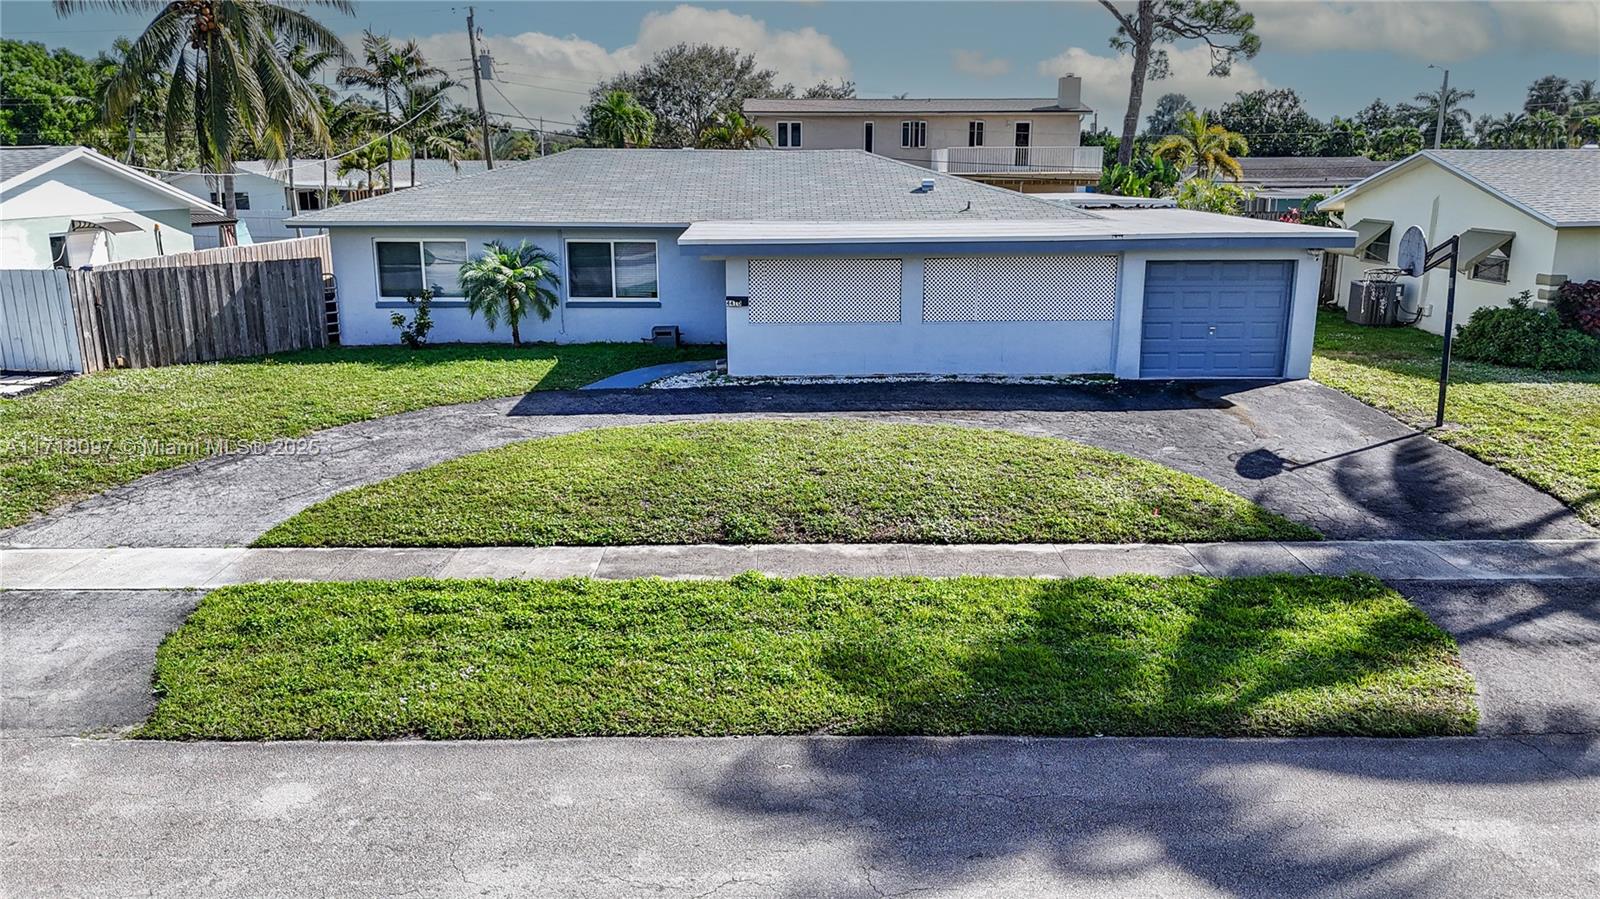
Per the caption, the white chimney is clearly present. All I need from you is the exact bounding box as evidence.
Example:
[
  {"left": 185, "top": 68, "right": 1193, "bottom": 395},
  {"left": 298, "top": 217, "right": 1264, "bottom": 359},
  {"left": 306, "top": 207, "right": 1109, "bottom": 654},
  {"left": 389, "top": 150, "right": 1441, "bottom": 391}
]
[{"left": 1057, "top": 74, "right": 1082, "bottom": 109}]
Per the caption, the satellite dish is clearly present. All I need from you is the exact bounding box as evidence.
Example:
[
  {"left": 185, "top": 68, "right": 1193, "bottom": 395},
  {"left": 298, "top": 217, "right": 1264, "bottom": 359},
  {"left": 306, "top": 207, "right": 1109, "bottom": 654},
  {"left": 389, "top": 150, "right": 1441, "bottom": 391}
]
[{"left": 1397, "top": 226, "right": 1428, "bottom": 277}]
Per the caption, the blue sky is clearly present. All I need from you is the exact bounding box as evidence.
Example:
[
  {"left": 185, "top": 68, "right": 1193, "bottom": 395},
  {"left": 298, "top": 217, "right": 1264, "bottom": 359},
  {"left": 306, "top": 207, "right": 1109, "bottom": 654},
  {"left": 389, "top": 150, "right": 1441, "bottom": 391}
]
[{"left": 4, "top": 1, "right": 1597, "bottom": 131}]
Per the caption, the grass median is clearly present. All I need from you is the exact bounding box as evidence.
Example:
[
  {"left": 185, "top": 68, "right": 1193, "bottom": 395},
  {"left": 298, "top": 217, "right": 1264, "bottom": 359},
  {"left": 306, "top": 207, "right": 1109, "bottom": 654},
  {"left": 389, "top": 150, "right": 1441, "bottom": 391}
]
[
  {"left": 139, "top": 573, "right": 1476, "bottom": 740},
  {"left": 0, "top": 342, "right": 721, "bottom": 529},
  {"left": 256, "top": 420, "right": 1318, "bottom": 547}
]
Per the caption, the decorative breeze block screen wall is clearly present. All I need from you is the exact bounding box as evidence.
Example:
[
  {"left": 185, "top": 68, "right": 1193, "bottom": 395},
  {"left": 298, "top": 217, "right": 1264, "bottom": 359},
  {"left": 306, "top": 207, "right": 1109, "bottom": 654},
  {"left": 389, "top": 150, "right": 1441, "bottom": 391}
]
[
  {"left": 923, "top": 255, "right": 1118, "bottom": 322},
  {"left": 748, "top": 258, "right": 903, "bottom": 323}
]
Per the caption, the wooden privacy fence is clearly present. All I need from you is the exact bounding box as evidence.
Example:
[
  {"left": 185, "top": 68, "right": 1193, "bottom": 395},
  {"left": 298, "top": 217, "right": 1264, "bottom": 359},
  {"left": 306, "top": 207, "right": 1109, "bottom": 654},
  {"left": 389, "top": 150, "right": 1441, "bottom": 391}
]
[
  {"left": 1, "top": 256, "right": 327, "bottom": 374},
  {"left": 94, "top": 233, "right": 332, "bottom": 274}
]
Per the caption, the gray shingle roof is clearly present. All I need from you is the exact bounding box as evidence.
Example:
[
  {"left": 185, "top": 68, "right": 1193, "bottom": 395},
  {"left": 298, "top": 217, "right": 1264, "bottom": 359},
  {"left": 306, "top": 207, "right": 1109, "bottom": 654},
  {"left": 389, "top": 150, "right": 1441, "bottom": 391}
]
[
  {"left": 1423, "top": 150, "right": 1600, "bottom": 226},
  {"left": 744, "top": 97, "right": 1090, "bottom": 114},
  {"left": 286, "top": 149, "right": 1089, "bottom": 227},
  {"left": 236, "top": 158, "right": 497, "bottom": 189},
  {"left": 1233, "top": 156, "right": 1389, "bottom": 188},
  {"left": 0, "top": 145, "right": 79, "bottom": 182}
]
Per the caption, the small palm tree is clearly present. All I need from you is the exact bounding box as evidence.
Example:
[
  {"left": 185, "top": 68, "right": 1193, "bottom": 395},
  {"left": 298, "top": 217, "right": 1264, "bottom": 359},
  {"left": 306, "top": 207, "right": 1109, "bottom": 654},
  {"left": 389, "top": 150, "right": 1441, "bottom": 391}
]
[
  {"left": 588, "top": 90, "right": 655, "bottom": 148},
  {"left": 698, "top": 112, "right": 773, "bottom": 149},
  {"left": 1151, "top": 111, "right": 1249, "bottom": 181},
  {"left": 458, "top": 241, "right": 561, "bottom": 346}
]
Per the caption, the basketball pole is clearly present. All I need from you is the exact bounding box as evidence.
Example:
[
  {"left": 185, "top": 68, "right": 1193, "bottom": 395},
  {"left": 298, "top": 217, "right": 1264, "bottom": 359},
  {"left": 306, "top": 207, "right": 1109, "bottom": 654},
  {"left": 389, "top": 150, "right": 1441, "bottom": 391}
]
[{"left": 1424, "top": 235, "right": 1460, "bottom": 428}]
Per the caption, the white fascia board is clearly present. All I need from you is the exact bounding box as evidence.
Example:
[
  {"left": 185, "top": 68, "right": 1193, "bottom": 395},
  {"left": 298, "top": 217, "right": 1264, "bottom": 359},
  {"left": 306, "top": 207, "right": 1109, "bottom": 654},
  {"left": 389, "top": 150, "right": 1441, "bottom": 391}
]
[{"left": 2, "top": 148, "right": 225, "bottom": 215}]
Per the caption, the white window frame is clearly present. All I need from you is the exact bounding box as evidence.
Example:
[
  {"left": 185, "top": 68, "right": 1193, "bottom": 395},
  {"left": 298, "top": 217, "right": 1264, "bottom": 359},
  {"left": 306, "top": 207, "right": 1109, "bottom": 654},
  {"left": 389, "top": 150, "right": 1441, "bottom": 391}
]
[
  {"left": 1361, "top": 226, "right": 1393, "bottom": 263},
  {"left": 1470, "top": 245, "right": 1512, "bottom": 284},
  {"left": 968, "top": 121, "right": 984, "bottom": 147},
  {"left": 564, "top": 238, "right": 660, "bottom": 303},
  {"left": 372, "top": 238, "right": 470, "bottom": 300},
  {"left": 776, "top": 121, "right": 803, "bottom": 148},
  {"left": 901, "top": 120, "right": 927, "bottom": 148}
]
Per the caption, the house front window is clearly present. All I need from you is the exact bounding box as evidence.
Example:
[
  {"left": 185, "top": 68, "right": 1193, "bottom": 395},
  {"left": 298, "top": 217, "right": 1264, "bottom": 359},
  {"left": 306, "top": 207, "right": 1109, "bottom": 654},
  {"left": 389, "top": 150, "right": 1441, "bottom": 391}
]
[
  {"left": 374, "top": 239, "right": 468, "bottom": 298},
  {"left": 1471, "top": 246, "right": 1511, "bottom": 283},
  {"left": 901, "top": 121, "right": 927, "bottom": 148},
  {"left": 210, "top": 192, "right": 250, "bottom": 210},
  {"left": 567, "top": 240, "right": 659, "bottom": 301},
  {"left": 968, "top": 121, "right": 984, "bottom": 147},
  {"left": 776, "top": 121, "right": 802, "bottom": 148},
  {"left": 1361, "top": 225, "right": 1392, "bottom": 263}
]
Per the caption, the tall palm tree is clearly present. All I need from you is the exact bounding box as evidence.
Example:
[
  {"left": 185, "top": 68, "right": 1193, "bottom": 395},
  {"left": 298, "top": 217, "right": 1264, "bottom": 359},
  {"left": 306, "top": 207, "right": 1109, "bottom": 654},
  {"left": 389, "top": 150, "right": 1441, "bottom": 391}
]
[
  {"left": 697, "top": 112, "right": 772, "bottom": 149},
  {"left": 338, "top": 32, "right": 441, "bottom": 192},
  {"left": 395, "top": 58, "right": 458, "bottom": 186},
  {"left": 282, "top": 41, "right": 339, "bottom": 160},
  {"left": 457, "top": 241, "right": 561, "bottom": 347},
  {"left": 56, "top": 0, "right": 352, "bottom": 231},
  {"left": 95, "top": 37, "right": 168, "bottom": 165},
  {"left": 1150, "top": 111, "right": 1248, "bottom": 181},
  {"left": 588, "top": 90, "right": 655, "bottom": 148},
  {"left": 1411, "top": 84, "right": 1476, "bottom": 147}
]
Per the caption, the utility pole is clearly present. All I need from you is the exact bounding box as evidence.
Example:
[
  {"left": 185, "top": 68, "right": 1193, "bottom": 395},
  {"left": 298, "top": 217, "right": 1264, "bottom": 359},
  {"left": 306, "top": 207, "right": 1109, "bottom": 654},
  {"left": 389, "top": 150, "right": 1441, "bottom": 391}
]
[
  {"left": 538, "top": 116, "right": 546, "bottom": 157},
  {"left": 467, "top": 6, "right": 494, "bottom": 169},
  {"left": 1428, "top": 65, "right": 1449, "bottom": 149}
]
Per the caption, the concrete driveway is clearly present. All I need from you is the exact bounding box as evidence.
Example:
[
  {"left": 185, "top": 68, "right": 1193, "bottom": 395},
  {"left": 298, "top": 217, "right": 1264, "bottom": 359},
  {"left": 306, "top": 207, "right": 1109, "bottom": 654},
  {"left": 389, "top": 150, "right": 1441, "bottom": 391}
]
[{"left": 2, "top": 380, "right": 1590, "bottom": 547}]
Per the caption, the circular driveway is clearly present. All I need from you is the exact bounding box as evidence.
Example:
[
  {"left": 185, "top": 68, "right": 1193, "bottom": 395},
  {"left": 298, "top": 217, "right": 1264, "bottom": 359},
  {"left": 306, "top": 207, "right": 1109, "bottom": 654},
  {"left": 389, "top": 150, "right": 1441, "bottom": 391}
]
[{"left": 2, "top": 379, "right": 1590, "bottom": 547}]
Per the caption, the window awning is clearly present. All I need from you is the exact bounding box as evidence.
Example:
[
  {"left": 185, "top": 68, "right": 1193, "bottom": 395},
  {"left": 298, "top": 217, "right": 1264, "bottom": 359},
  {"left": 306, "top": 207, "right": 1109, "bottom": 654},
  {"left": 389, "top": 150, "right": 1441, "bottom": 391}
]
[
  {"left": 1335, "top": 218, "right": 1392, "bottom": 256},
  {"left": 70, "top": 216, "right": 144, "bottom": 234},
  {"left": 1455, "top": 228, "right": 1515, "bottom": 272}
]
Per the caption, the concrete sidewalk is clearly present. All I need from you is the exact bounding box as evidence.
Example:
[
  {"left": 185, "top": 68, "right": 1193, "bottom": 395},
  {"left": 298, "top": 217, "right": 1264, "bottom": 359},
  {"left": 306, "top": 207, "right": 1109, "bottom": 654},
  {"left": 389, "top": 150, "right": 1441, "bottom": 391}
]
[{"left": 5, "top": 539, "right": 1597, "bottom": 589}]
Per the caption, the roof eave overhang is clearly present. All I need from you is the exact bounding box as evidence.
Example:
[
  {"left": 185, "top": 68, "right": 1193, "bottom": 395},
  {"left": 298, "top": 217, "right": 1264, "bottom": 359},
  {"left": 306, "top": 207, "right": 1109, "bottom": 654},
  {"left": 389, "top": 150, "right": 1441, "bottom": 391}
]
[
  {"left": 282, "top": 218, "right": 694, "bottom": 229},
  {"left": 0, "top": 148, "right": 225, "bottom": 215},
  {"left": 681, "top": 233, "right": 1357, "bottom": 257}
]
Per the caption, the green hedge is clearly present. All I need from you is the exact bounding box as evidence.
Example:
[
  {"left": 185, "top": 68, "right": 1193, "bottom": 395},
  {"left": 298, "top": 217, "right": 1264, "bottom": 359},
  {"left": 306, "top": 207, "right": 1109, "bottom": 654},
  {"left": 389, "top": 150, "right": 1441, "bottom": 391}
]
[{"left": 1454, "top": 293, "right": 1600, "bottom": 372}]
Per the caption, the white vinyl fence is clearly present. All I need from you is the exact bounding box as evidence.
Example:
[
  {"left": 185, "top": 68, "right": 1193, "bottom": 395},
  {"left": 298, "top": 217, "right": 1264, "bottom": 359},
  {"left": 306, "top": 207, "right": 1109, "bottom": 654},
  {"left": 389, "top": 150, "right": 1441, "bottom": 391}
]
[{"left": 0, "top": 269, "right": 83, "bottom": 373}]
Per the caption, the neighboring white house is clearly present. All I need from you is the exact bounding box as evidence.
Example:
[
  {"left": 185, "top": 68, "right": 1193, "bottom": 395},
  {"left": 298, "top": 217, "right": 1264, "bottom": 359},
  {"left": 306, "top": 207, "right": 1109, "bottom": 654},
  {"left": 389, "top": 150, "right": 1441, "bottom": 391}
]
[
  {"left": 165, "top": 158, "right": 493, "bottom": 249},
  {"left": 743, "top": 77, "right": 1101, "bottom": 192},
  {"left": 287, "top": 149, "right": 1353, "bottom": 380},
  {"left": 1224, "top": 156, "right": 1389, "bottom": 217},
  {"left": 1318, "top": 149, "right": 1600, "bottom": 335},
  {"left": 0, "top": 145, "right": 222, "bottom": 269}
]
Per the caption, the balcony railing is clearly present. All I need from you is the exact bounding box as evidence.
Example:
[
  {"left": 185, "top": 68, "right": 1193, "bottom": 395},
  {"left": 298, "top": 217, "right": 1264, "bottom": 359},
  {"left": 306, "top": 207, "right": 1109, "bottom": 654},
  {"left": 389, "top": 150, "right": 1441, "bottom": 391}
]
[{"left": 931, "top": 145, "right": 1103, "bottom": 176}]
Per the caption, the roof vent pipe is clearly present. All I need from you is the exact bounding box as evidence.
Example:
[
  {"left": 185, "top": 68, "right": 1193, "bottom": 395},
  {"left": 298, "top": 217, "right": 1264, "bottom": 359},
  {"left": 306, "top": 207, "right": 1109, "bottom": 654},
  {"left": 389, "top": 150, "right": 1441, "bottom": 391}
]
[{"left": 920, "top": 177, "right": 936, "bottom": 191}]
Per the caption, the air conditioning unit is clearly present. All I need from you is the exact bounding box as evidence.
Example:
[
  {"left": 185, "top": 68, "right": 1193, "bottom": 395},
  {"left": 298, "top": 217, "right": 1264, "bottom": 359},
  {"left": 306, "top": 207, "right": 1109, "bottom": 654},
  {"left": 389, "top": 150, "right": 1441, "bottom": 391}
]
[
  {"left": 651, "top": 325, "right": 681, "bottom": 347},
  {"left": 1346, "top": 277, "right": 1404, "bottom": 327}
]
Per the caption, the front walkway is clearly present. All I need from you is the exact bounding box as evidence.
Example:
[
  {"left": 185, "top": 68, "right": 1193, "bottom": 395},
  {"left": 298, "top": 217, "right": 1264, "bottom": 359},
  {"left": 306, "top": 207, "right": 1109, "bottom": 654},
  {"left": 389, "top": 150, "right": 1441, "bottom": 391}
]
[
  {"left": 2, "top": 380, "right": 1591, "bottom": 548},
  {"left": 5, "top": 539, "right": 1598, "bottom": 589}
]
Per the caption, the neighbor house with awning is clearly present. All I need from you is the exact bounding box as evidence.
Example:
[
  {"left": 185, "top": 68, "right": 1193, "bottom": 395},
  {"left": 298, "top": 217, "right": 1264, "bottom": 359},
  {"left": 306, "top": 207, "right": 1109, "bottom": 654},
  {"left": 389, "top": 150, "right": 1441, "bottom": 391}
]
[
  {"left": 0, "top": 145, "right": 223, "bottom": 269},
  {"left": 290, "top": 148, "right": 1355, "bottom": 380},
  {"left": 1318, "top": 149, "right": 1600, "bottom": 335}
]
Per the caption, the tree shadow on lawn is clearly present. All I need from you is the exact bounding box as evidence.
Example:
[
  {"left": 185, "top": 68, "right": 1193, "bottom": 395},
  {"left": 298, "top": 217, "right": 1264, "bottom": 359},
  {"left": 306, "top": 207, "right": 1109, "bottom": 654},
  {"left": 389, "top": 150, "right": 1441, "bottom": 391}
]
[{"left": 687, "top": 576, "right": 1595, "bottom": 898}]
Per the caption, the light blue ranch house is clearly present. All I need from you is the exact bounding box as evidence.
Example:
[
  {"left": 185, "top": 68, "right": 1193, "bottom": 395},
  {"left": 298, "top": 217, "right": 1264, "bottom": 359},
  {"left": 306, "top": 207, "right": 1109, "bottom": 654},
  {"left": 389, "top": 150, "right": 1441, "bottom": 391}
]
[{"left": 287, "top": 149, "right": 1355, "bottom": 379}]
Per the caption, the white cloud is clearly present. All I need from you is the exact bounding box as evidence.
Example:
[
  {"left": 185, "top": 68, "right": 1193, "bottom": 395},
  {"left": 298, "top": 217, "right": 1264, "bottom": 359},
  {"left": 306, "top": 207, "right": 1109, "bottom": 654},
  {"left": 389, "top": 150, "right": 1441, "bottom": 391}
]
[
  {"left": 1250, "top": 1, "right": 1600, "bottom": 61},
  {"left": 1037, "top": 45, "right": 1272, "bottom": 128},
  {"left": 952, "top": 49, "right": 1012, "bottom": 78},
  {"left": 406, "top": 5, "right": 851, "bottom": 129}
]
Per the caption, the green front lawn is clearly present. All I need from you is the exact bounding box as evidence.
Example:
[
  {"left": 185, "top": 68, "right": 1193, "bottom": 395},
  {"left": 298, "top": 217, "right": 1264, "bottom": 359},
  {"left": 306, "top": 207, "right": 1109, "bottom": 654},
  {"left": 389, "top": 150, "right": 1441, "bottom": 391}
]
[
  {"left": 256, "top": 420, "right": 1317, "bottom": 547},
  {"left": 139, "top": 574, "right": 1476, "bottom": 740},
  {"left": 1312, "top": 309, "right": 1600, "bottom": 526},
  {"left": 0, "top": 343, "right": 721, "bottom": 529}
]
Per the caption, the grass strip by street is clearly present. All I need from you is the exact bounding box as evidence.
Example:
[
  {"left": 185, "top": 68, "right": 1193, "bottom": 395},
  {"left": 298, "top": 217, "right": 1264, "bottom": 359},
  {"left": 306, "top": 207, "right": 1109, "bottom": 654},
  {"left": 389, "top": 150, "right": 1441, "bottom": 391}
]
[
  {"left": 257, "top": 420, "right": 1317, "bottom": 547},
  {"left": 0, "top": 342, "right": 721, "bottom": 529},
  {"left": 1312, "top": 309, "right": 1600, "bottom": 526},
  {"left": 139, "top": 573, "right": 1476, "bottom": 740}
]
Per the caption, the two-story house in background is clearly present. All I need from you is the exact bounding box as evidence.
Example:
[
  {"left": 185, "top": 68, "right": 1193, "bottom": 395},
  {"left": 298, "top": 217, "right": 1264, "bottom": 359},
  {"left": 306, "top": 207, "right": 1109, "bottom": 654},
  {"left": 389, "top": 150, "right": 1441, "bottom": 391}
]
[{"left": 744, "top": 75, "right": 1100, "bottom": 193}]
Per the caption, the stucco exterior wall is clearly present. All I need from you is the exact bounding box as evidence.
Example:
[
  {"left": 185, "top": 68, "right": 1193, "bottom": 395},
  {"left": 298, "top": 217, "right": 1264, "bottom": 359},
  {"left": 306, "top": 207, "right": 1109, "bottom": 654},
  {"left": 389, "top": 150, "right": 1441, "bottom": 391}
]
[
  {"left": 747, "top": 113, "right": 1082, "bottom": 167},
  {"left": 724, "top": 247, "right": 1317, "bottom": 379},
  {"left": 327, "top": 226, "right": 727, "bottom": 346},
  {"left": 1552, "top": 228, "right": 1600, "bottom": 290},
  {"left": 1330, "top": 161, "right": 1562, "bottom": 335},
  {"left": 1, "top": 157, "right": 198, "bottom": 267},
  {"left": 165, "top": 171, "right": 300, "bottom": 248},
  {"left": 723, "top": 254, "right": 1113, "bottom": 377}
]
